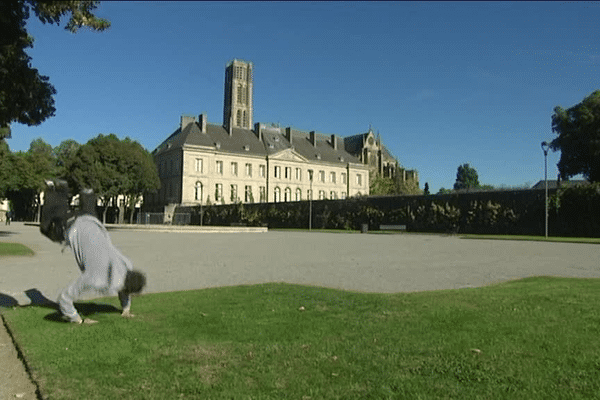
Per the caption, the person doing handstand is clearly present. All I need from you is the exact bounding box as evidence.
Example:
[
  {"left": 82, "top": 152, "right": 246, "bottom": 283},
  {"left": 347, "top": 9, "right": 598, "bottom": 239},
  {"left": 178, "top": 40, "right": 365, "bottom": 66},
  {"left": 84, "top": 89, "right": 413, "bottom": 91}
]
[{"left": 40, "top": 181, "right": 146, "bottom": 324}]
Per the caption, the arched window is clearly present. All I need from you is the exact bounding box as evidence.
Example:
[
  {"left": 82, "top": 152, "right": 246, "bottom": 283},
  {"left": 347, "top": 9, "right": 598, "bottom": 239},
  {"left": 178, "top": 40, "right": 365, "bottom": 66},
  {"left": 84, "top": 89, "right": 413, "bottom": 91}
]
[
  {"left": 295, "top": 188, "right": 302, "bottom": 201},
  {"left": 274, "top": 187, "right": 281, "bottom": 203},
  {"left": 238, "top": 84, "right": 243, "bottom": 104},
  {"left": 194, "top": 181, "right": 203, "bottom": 202},
  {"left": 243, "top": 111, "right": 247, "bottom": 127},
  {"left": 236, "top": 110, "right": 242, "bottom": 126},
  {"left": 284, "top": 187, "right": 291, "bottom": 202}
]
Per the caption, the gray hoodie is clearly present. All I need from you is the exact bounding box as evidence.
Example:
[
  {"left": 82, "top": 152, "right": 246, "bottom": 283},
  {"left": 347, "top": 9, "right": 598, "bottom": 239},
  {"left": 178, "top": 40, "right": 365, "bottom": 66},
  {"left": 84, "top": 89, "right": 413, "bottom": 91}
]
[{"left": 58, "top": 215, "right": 133, "bottom": 322}]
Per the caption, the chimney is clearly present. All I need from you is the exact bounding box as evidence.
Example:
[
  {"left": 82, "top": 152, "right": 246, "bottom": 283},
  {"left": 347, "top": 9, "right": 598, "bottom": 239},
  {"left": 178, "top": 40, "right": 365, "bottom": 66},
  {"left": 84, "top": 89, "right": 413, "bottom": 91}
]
[
  {"left": 180, "top": 115, "right": 195, "bottom": 131},
  {"left": 309, "top": 131, "right": 317, "bottom": 147},
  {"left": 285, "top": 127, "right": 292, "bottom": 145},
  {"left": 199, "top": 113, "right": 207, "bottom": 134},
  {"left": 254, "top": 122, "right": 262, "bottom": 141},
  {"left": 331, "top": 134, "right": 337, "bottom": 150}
]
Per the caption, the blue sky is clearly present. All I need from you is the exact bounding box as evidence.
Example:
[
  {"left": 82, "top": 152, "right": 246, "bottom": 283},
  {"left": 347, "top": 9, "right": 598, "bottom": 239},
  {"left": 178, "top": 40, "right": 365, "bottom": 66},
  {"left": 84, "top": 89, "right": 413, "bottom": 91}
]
[{"left": 8, "top": 1, "right": 600, "bottom": 193}]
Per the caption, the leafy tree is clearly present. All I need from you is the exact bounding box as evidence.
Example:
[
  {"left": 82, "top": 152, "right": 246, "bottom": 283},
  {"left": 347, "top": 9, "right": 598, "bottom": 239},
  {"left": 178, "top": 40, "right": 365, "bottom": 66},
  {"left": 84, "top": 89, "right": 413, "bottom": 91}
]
[
  {"left": 550, "top": 90, "right": 600, "bottom": 182},
  {"left": 454, "top": 163, "right": 480, "bottom": 190},
  {"left": 437, "top": 187, "right": 453, "bottom": 195},
  {"left": 119, "top": 138, "right": 160, "bottom": 224},
  {"left": 1, "top": 0, "right": 110, "bottom": 132},
  {"left": 26, "top": 138, "right": 58, "bottom": 220},
  {"left": 369, "top": 172, "right": 422, "bottom": 195},
  {"left": 53, "top": 139, "right": 80, "bottom": 178},
  {"left": 0, "top": 140, "right": 14, "bottom": 197},
  {"left": 66, "top": 134, "right": 159, "bottom": 224},
  {"left": 369, "top": 174, "right": 396, "bottom": 195},
  {"left": 423, "top": 182, "right": 430, "bottom": 195}
]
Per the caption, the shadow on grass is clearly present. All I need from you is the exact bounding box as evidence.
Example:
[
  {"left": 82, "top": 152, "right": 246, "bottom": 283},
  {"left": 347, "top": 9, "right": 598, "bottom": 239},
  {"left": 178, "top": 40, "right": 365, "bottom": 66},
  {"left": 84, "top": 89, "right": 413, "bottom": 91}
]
[
  {"left": 1, "top": 288, "right": 121, "bottom": 323},
  {"left": 43, "top": 303, "right": 121, "bottom": 323}
]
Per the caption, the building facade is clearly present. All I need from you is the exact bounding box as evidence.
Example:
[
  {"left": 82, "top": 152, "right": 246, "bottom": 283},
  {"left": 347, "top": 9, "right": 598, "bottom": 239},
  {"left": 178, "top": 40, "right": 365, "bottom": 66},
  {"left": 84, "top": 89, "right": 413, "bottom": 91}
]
[{"left": 147, "top": 59, "right": 416, "bottom": 209}]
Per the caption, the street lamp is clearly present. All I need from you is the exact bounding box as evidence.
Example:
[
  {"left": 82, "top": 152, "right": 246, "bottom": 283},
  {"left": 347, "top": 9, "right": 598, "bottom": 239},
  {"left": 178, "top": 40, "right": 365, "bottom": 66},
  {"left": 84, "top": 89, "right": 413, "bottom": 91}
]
[
  {"left": 308, "top": 170, "right": 313, "bottom": 231},
  {"left": 541, "top": 141, "right": 550, "bottom": 238}
]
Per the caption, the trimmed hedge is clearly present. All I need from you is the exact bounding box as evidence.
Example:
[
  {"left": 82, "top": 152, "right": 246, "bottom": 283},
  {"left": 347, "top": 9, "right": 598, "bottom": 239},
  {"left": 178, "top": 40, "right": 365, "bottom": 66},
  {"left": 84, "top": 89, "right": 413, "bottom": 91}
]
[{"left": 173, "top": 184, "right": 600, "bottom": 237}]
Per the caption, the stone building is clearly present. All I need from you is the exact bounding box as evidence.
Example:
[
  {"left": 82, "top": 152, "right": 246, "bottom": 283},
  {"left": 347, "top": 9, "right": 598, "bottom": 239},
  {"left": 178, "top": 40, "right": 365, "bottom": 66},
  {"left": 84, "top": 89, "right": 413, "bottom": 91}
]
[
  {"left": 147, "top": 59, "right": 415, "bottom": 209},
  {"left": 344, "top": 129, "right": 418, "bottom": 183}
]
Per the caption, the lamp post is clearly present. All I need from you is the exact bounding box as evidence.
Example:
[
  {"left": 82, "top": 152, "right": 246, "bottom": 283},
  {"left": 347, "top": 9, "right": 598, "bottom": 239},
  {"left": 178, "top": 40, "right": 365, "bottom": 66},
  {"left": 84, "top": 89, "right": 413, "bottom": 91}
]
[
  {"left": 541, "top": 141, "right": 550, "bottom": 238},
  {"left": 308, "top": 170, "right": 313, "bottom": 231}
]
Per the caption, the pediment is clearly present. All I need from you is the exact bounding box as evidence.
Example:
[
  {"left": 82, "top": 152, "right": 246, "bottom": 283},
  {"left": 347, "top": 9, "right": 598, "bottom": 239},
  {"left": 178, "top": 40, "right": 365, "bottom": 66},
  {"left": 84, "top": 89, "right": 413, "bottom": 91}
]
[{"left": 270, "top": 148, "right": 308, "bottom": 162}]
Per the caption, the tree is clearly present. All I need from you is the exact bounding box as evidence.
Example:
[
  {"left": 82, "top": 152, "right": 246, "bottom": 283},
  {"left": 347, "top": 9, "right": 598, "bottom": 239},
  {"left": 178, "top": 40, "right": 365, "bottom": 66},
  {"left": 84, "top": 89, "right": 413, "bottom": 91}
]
[
  {"left": 53, "top": 139, "right": 80, "bottom": 178},
  {"left": 550, "top": 90, "right": 600, "bottom": 182},
  {"left": 0, "top": 0, "right": 110, "bottom": 132},
  {"left": 454, "top": 163, "right": 480, "bottom": 190},
  {"left": 423, "top": 182, "right": 430, "bottom": 195},
  {"left": 119, "top": 138, "right": 160, "bottom": 224},
  {"left": 66, "top": 134, "right": 159, "bottom": 224}
]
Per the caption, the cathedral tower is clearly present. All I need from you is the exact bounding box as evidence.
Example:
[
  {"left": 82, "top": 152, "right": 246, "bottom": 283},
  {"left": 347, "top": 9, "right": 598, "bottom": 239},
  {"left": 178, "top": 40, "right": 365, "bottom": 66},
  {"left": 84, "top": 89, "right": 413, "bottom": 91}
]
[{"left": 223, "top": 59, "right": 253, "bottom": 130}]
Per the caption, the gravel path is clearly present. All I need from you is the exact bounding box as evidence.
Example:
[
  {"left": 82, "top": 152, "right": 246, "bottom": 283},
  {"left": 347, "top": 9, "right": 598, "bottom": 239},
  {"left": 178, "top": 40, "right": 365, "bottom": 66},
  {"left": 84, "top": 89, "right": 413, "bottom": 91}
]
[{"left": 2, "top": 222, "right": 600, "bottom": 398}]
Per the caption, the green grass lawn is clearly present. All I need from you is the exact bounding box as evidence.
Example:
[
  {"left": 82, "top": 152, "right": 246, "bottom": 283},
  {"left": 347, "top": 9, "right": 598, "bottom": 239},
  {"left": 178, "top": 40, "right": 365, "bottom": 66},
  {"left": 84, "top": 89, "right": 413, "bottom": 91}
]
[
  {"left": 3, "top": 278, "right": 600, "bottom": 399},
  {"left": 0, "top": 242, "right": 34, "bottom": 256}
]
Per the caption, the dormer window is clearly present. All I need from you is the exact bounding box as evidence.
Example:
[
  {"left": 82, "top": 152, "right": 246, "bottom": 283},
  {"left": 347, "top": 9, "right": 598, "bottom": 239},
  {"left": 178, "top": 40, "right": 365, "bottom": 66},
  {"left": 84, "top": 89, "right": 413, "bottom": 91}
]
[
  {"left": 244, "top": 145, "right": 250, "bottom": 151},
  {"left": 316, "top": 154, "right": 321, "bottom": 160},
  {"left": 215, "top": 142, "right": 221, "bottom": 149}
]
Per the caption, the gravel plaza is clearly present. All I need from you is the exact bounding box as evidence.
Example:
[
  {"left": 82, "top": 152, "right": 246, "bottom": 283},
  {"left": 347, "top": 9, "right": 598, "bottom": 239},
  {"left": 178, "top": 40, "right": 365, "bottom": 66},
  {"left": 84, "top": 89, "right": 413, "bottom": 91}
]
[{"left": 2, "top": 222, "right": 600, "bottom": 307}]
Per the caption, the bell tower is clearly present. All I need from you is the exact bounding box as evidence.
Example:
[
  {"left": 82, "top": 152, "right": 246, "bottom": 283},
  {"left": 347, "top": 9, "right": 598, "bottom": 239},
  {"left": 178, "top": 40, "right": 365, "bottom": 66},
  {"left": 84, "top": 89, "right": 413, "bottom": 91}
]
[{"left": 223, "top": 59, "right": 254, "bottom": 130}]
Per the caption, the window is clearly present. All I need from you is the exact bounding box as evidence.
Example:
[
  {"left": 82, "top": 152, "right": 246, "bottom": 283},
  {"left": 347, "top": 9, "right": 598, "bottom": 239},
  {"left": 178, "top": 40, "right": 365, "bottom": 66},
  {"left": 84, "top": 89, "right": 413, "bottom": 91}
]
[
  {"left": 284, "top": 187, "right": 291, "bottom": 202},
  {"left": 341, "top": 172, "right": 347, "bottom": 184},
  {"left": 341, "top": 192, "right": 347, "bottom": 199},
  {"left": 231, "top": 162, "right": 238, "bottom": 176},
  {"left": 356, "top": 174, "right": 362, "bottom": 186},
  {"left": 238, "top": 85, "right": 243, "bottom": 104},
  {"left": 230, "top": 184, "right": 238, "bottom": 202},
  {"left": 295, "top": 168, "right": 301, "bottom": 181},
  {"left": 243, "top": 110, "right": 247, "bottom": 127},
  {"left": 330, "top": 191, "right": 336, "bottom": 200},
  {"left": 259, "top": 164, "right": 266, "bottom": 178},
  {"left": 285, "top": 167, "right": 292, "bottom": 180},
  {"left": 245, "top": 185, "right": 253, "bottom": 203},
  {"left": 307, "top": 189, "right": 313, "bottom": 200},
  {"left": 259, "top": 186, "right": 266, "bottom": 202},
  {"left": 195, "top": 158, "right": 203, "bottom": 173},
  {"left": 295, "top": 188, "right": 302, "bottom": 201},
  {"left": 330, "top": 172, "right": 336, "bottom": 184},
  {"left": 215, "top": 184, "right": 223, "bottom": 202},
  {"left": 216, "top": 161, "right": 223, "bottom": 175},
  {"left": 245, "top": 163, "right": 252, "bottom": 177},
  {"left": 236, "top": 110, "right": 242, "bottom": 126},
  {"left": 194, "top": 181, "right": 203, "bottom": 201},
  {"left": 274, "top": 187, "right": 281, "bottom": 202},
  {"left": 319, "top": 170, "right": 325, "bottom": 183},
  {"left": 307, "top": 169, "right": 314, "bottom": 182},
  {"left": 274, "top": 166, "right": 281, "bottom": 178},
  {"left": 319, "top": 190, "right": 325, "bottom": 200}
]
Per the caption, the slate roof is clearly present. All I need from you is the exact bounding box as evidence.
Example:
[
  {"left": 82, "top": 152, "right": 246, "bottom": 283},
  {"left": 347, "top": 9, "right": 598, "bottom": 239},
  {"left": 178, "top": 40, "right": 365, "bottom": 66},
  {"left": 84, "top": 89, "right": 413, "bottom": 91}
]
[
  {"left": 531, "top": 179, "right": 590, "bottom": 190},
  {"left": 154, "top": 122, "right": 267, "bottom": 157},
  {"left": 153, "top": 121, "right": 363, "bottom": 166}
]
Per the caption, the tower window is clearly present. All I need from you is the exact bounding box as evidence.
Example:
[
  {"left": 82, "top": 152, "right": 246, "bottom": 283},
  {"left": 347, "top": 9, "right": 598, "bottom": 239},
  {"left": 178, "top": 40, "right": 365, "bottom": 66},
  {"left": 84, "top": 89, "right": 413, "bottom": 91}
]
[{"left": 236, "top": 110, "right": 242, "bottom": 126}]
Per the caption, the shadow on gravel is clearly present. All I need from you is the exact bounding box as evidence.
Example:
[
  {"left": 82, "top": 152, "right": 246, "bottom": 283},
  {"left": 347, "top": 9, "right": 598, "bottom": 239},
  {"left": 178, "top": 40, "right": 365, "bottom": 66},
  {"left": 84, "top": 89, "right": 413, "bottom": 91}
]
[
  {"left": 0, "top": 230, "right": 19, "bottom": 237},
  {"left": 0, "top": 293, "right": 19, "bottom": 308}
]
